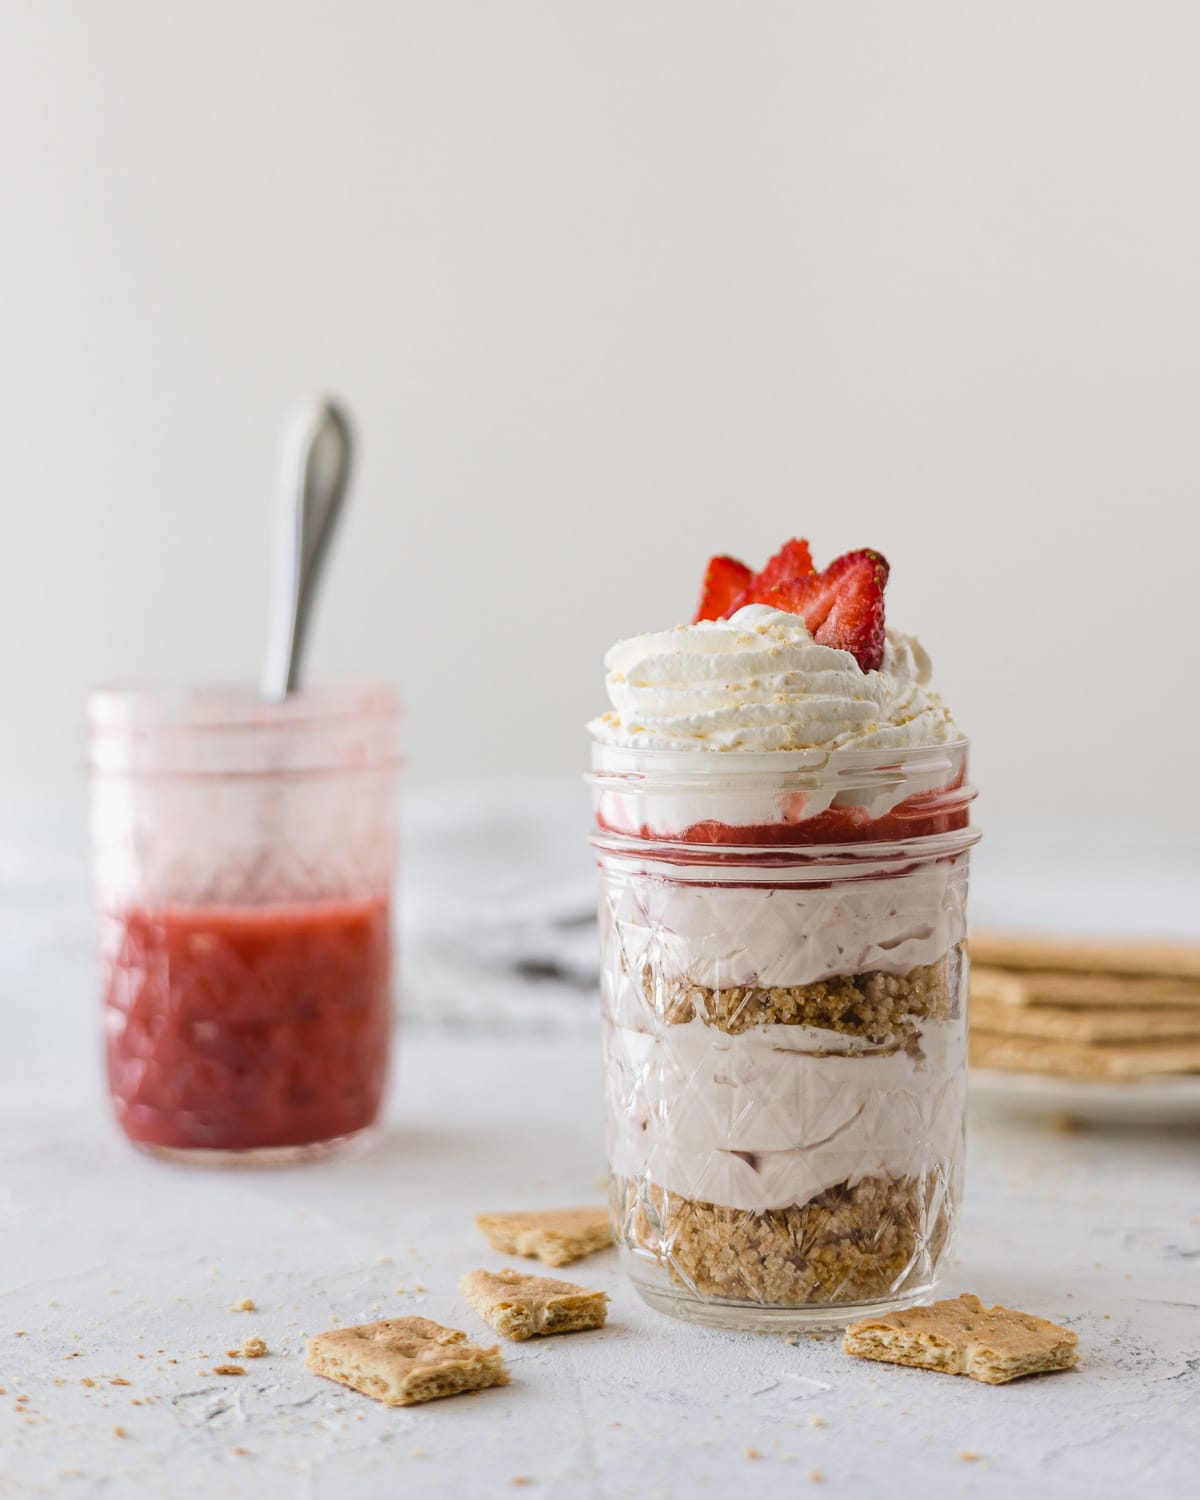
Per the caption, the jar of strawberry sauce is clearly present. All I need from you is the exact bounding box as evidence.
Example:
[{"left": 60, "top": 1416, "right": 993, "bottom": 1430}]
[{"left": 87, "top": 686, "right": 399, "bottom": 1163}]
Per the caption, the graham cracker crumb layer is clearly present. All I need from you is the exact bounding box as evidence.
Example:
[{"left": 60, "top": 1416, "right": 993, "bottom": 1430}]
[
  {"left": 642, "top": 947, "right": 961, "bottom": 1040},
  {"left": 619, "top": 1174, "right": 952, "bottom": 1307}
]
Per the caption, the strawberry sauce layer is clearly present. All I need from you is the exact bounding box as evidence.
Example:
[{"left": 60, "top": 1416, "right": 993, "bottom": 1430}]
[
  {"left": 104, "top": 897, "right": 391, "bottom": 1152},
  {"left": 598, "top": 781, "right": 968, "bottom": 847}
]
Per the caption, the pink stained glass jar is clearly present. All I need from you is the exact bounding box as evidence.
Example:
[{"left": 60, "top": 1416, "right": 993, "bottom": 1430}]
[{"left": 88, "top": 684, "right": 400, "bottom": 1164}]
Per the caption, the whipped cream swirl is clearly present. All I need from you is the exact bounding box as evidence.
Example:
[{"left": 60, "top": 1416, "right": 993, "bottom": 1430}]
[{"left": 590, "top": 604, "right": 958, "bottom": 752}]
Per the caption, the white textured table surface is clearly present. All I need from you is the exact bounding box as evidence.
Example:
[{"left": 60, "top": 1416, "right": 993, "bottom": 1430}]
[
  {"left": 2, "top": 792, "right": 1199, "bottom": 1498},
  {"left": 4, "top": 1024, "right": 1200, "bottom": 1499}
]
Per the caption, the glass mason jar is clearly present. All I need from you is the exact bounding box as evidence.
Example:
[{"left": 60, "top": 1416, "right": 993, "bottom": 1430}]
[
  {"left": 88, "top": 685, "right": 400, "bottom": 1164},
  {"left": 589, "top": 737, "right": 978, "bottom": 1330}
]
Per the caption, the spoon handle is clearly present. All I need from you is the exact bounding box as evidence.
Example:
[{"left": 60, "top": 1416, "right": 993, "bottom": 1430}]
[{"left": 261, "top": 398, "right": 353, "bottom": 700}]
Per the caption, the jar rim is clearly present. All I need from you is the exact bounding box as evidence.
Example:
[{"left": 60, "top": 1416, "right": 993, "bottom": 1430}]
[
  {"left": 590, "top": 823, "right": 981, "bottom": 871},
  {"left": 87, "top": 681, "right": 400, "bottom": 737}
]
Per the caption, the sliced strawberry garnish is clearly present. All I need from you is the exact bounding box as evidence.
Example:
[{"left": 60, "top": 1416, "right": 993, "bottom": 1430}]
[
  {"left": 753, "top": 537, "right": 814, "bottom": 591},
  {"left": 752, "top": 548, "right": 889, "bottom": 672},
  {"left": 694, "top": 555, "right": 753, "bottom": 622}
]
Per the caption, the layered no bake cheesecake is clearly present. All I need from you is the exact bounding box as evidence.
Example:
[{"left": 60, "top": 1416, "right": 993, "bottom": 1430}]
[{"left": 588, "top": 539, "right": 978, "bottom": 1327}]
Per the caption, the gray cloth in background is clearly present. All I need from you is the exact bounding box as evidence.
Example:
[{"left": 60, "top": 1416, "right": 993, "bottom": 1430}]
[{"left": 398, "top": 781, "right": 600, "bottom": 1028}]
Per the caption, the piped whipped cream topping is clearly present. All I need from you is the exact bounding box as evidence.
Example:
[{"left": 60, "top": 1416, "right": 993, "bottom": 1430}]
[{"left": 590, "top": 604, "right": 958, "bottom": 753}]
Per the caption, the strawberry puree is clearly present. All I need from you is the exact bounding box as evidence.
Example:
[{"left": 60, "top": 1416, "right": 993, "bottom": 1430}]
[
  {"left": 598, "top": 779, "right": 968, "bottom": 847},
  {"left": 104, "top": 897, "right": 391, "bottom": 1152}
]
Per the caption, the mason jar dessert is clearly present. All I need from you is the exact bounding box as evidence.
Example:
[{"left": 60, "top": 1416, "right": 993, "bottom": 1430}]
[{"left": 588, "top": 541, "right": 977, "bottom": 1329}]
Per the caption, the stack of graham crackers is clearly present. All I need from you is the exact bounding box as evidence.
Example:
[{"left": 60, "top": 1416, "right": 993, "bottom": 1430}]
[{"left": 969, "top": 931, "right": 1200, "bottom": 1082}]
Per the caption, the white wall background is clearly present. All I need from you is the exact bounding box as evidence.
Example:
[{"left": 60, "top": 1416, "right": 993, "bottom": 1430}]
[{"left": 2, "top": 1, "right": 1198, "bottom": 849}]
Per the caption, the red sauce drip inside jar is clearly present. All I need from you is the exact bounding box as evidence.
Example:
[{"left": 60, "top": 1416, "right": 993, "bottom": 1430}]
[
  {"left": 103, "top": 897, "right": 391, "bottom": 1153},
  {"left": 598, "top": 779, "right": 969, "bottom": 848}
]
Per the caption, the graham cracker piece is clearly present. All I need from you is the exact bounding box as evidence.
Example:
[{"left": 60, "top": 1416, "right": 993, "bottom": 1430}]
[
  {"left": 970, "top": 1029, "right": 1200, "bottom": 1080},
  {"left": 972, "top": 966, "right": 1200, "bottom": 1011},
  {"left": 971, "top": 997, "right": 1200, "bottom": 1043},
  {"left": 459, "top": 1268, "right": 608, "bottom": 1341},
  {"left": 475, "top": 1207, "right": 612, "bottom": 1267},
  {"left": 970, "top": 931, "right": 1200, "bottom": 981},
  {"left": 843, "top": 1293, "right": 1079, "bottom": 1384},
  {"left": 305, "top": 1316, "right": 509, "bottom": 1407}
]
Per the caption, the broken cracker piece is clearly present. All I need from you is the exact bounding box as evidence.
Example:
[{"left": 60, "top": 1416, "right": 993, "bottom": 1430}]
[
  {"left": 843, "top": 1293, "right": 1079, "bottom": 1385},
  {"left": 241, "top": 1336, "right": 267, "bottom": 1358},
  {"left": 306, "top": 1316, "right": 509, "bottom": 1408},
  {"left": 459, "top": 1269, "right": 608, "bottom": 1342},
  {"left": 475, "top": 1207, "right": 611, "bottom": 1267}
]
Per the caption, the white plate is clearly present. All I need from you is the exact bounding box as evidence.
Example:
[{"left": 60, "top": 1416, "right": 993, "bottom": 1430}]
[{"left": 969, "top": 1068, "right": 1200, "bottom": 1126}]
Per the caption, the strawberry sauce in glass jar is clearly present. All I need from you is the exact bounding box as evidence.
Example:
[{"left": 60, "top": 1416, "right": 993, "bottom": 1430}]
[{"left": 88, "top": 686, "right": 399, "bottom": 1164}]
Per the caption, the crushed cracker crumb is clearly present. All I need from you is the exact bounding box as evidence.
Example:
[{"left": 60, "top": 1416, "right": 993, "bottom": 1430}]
[
  {"left": 242, "top": 1336, "right": 268, "bottom": 1358},
  {"left": 212, "top": 1364, "right": 246, "bottom": 1376},
  {"left": 744, "top": 1446, "right": 762, "bottom": 1461},
  {"left": 958, "top": 1450, "right": 982, "bottom": 1463},
  {"left": 113, "top": 1426, "right": 128, "bottom": 1438},
  {"left": 231, "top": 1299, "right": 256, "bottom": 1312}
]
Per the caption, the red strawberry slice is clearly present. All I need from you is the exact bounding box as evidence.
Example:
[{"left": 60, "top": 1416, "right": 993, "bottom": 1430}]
[
  {"left": 694, "top": 555, "right": 753, "bottom": 622},
  {"left": 753, "top": 537, "right": 815, "bottom": 591},
  {"left": 751, "top": 549, "right": 889, "bottom": 672}
]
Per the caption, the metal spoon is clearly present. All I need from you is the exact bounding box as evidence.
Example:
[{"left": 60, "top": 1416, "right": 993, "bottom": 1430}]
[{"left": 261, "top": 398, "right": 354, "bottom": 700}]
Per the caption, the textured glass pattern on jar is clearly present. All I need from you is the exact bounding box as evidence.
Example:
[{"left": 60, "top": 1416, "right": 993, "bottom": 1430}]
[
  {"left": 590, "top": 739, "right": 977, "bottom": 1330},
  {"left": 89, "top": 686, "right": 399, "bottom": 1163}
]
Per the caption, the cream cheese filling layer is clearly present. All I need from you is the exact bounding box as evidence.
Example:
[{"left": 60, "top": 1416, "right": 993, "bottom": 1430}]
[
  {"left": 606, "top": 1015, "right": 965, "bottom": 1212},
  {"left": 605, "top": 858, "right": 968, "bottom": 992}
]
